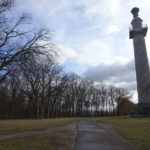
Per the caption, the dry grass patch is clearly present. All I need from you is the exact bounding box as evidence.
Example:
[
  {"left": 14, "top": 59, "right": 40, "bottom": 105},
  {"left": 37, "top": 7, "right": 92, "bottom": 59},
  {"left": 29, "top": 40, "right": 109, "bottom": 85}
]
[
  {"left": 0, "top": 118, "right": 80, "bottom": 135},
  {"left": 98, "top": 117, "right": 150, "bottom": 150},
  {"left": 0, "top": 129, "right": 75, "bottom": 150}
]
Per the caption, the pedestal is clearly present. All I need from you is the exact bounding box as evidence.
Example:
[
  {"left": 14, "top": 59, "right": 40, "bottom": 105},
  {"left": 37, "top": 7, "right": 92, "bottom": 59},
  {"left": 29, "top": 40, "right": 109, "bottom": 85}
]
[{"left": 137, "top": 103, "right": 150, "bottom": 115}]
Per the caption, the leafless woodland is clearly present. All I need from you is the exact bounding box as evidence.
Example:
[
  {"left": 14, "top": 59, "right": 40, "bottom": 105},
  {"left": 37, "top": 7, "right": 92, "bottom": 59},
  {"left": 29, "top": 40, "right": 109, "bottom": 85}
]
[{"left": 0, "top": 0, "right": 135, "bottom": 119}]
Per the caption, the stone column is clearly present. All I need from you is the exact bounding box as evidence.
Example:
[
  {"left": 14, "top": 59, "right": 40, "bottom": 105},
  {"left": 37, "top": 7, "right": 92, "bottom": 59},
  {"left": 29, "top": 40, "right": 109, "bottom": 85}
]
[{"left": 129, "top": 7, "right": 150, "bottom": 115}]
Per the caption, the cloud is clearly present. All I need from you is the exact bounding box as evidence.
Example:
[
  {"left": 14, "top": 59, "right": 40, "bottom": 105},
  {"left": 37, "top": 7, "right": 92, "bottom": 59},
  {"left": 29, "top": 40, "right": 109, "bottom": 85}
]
[
  {"left": 15, "top": 0, "right": 69, "bottom": 17},
  {"left": 83, "top": 60, "right": 136, "bottom": 89},
  {"left": 76, "top": 39, "right": 115, "bottom": 66},
  {"left": 106, "top": 25, "right": 120, "bottom": 34},
  {"left": 56, "top": 44, "right": 77, "bottom": 64},
  {"left": 83, "top": 60, "right": 135, "bottom": 80},
  {"left": 83, "top": 59, "right": 139, "bottom": 103},
  {"left": 77, "top": 0, "right": 121, "bottom": 18}
]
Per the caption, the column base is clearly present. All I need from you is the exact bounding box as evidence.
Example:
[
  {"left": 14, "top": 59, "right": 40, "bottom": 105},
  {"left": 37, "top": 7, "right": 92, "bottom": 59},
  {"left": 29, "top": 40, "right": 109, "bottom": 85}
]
[{"left": 136, "top": 103, "right": 150, "bottom": 115}]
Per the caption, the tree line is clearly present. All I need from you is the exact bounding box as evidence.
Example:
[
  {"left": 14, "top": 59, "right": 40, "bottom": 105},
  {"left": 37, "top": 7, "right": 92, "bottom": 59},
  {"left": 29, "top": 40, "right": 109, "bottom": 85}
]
[{"left": 0, "top": 0, "right": 135, "bottom": 119}]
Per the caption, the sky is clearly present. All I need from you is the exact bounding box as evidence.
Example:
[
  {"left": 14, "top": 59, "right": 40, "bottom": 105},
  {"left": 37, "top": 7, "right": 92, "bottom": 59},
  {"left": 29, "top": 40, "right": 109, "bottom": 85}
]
[{"left": 13, "top": 0, "right": 150, "bottom": 103}]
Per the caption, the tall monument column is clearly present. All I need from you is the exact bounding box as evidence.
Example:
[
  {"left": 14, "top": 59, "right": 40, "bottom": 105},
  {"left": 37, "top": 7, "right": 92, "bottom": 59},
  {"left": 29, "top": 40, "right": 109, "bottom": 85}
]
[{"left": 130, "top": 7, "right": 150, "bottom": 115}]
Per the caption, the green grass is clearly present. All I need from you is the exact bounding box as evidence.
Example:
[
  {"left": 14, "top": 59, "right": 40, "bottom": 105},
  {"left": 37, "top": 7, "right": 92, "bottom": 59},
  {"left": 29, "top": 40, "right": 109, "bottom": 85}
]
[
  {"left": 0, "top": 129, "right": 75, "bottom": 150},
  {"left": 0, "top": 118, "right": 80, "bottom": 135},
  {"left": 97, "top": 117, "right": 150, "bottom": 150}
]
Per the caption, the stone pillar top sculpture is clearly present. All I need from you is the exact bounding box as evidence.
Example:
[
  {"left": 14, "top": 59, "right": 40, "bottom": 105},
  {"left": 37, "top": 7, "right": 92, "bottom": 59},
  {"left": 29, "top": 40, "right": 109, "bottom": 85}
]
[{"left": 131, "top": 7, "right": 140, "bottom": 19}]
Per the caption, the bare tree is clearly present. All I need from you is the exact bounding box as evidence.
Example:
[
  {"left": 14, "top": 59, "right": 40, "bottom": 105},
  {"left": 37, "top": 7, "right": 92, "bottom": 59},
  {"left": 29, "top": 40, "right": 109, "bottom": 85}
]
[{"left": 0, "top": 0, "right": 55, "bottom": 83}]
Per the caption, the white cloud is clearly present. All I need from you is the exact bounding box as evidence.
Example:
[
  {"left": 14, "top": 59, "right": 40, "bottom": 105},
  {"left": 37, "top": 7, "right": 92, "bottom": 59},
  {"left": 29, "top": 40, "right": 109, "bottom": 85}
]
[
  {"left": 75, "top": 38, "right": 115, "bottom": 66},
  {"left": 77, "top": 0, "right": 121, "bottom": 18},
  {"left": 57, "top": 44, "right": 77, "bottom": 64},
  {"left": 106, "top": 25, "right": 120, "bottom": 34}
]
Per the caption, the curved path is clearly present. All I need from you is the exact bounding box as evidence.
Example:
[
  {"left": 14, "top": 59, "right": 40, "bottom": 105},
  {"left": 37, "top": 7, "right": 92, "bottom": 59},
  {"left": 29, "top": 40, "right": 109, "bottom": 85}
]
[
  {"left": 74, "top": 119, "right": 137, "bottom": 150},
  {"left": 0, "top": 123, "right": 76, "bottom": 140}
]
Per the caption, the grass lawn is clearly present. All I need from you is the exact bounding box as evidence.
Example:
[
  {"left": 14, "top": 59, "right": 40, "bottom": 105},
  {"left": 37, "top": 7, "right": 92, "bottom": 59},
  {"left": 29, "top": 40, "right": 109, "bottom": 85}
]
[
  {"left": 97, "top": 117, "right": 150, "bottom": 150},
  {"left": 0, "top": 129, "right": 75, "bottom": 150},
  {"left": 0, "top": 118, "right": 80, "bottom": 135}
]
